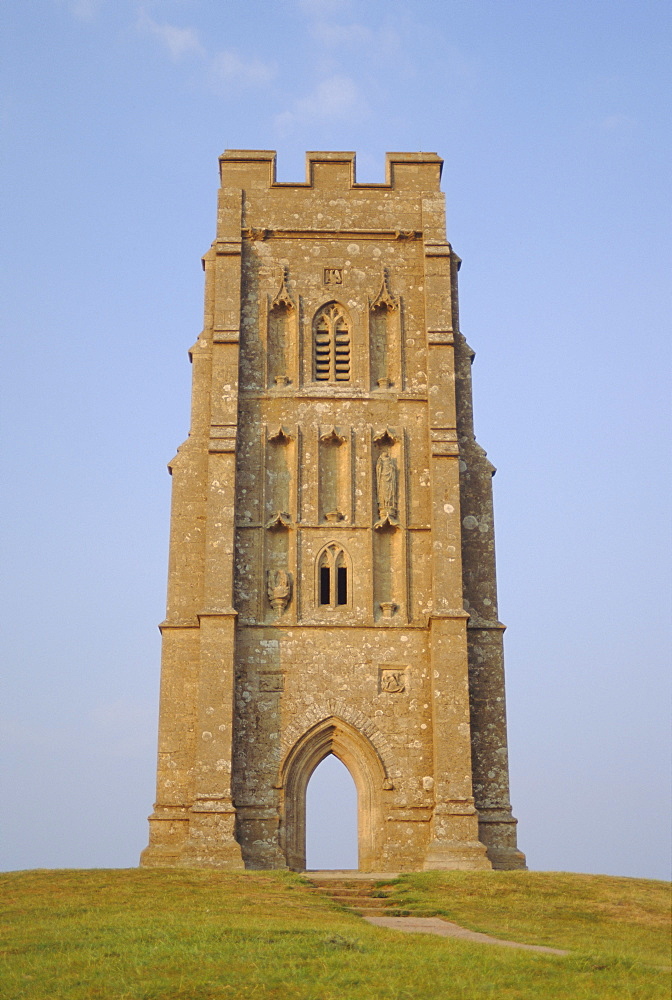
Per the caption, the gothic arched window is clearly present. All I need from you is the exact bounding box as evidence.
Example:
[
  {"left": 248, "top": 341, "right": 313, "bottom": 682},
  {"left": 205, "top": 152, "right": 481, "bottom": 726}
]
[
  {"left": 317, "top": 543, "right": 350, "bottom": 609},
  {"left": 313, "top": 302, "right": 351, "bottom": 382}
]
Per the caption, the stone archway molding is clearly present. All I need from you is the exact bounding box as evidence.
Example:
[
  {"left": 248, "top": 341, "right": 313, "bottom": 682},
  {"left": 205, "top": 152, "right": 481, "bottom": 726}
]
[
  {"left": 279, "top": 700, "right": 395, "bottom": 776},
  {"left": 279, "top": 714, "right": 390, "bottom": 871}
]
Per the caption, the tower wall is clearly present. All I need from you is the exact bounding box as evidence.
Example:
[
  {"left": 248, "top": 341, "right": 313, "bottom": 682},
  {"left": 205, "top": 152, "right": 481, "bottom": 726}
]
[{"left": 141, "top": 150, "right": 525, "bottom": 871}]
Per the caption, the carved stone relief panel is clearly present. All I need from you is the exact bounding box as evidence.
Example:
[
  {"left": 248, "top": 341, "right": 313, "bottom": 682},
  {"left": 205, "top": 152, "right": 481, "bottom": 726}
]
[
  {"left": 323, "top": 267, "right": 343, "bottom": 285},
  {"left": 379, "top": 666, "right": 407, "bottom": 694},
  {"left": 259, "top": 672, "right": 285, "bottom": 693}
]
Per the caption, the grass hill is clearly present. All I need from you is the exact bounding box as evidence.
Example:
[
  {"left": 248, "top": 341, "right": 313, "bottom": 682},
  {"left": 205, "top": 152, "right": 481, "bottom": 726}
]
[{"left": 1, "top": 868, "right": 669, "bottom": 999}]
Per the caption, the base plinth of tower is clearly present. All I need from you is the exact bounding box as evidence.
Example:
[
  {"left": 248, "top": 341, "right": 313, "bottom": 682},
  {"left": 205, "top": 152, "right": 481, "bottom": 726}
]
[
  {"left": 485, "top": 847, "right": 528, "bottom": 870},
  {"left": 140, "top": 843, "right": 246, "bottom": 870},
  {"left": 423, "top": 840, "right": 493, "bottom": 871},
  {"left": 142, "top": 808, "right": 245, "bottom": 869},
  {"left": 477, "top": 811, "right": 528, "bottom": 869},
  {"left": 178, "top": 851, "right": 245, "bottom": 869},
  {"left": 139, "top": 846, "right": 184, "bottom": 868}
]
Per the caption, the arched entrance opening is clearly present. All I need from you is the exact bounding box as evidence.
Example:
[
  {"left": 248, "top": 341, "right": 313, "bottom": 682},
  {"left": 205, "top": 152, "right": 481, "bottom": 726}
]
[
  {"left": 306, "top": 754, "right": 357, "bottom": 870},
  {"left": 279, "top": 716, "right": 387, "bottom": 871}
]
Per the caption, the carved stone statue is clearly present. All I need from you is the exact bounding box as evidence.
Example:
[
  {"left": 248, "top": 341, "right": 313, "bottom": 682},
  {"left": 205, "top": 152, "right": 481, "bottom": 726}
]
[
  {"left": 375, "top": 451, "right": 399, "bottom": 528},
  {"left": 267, "top": 570, "right": 291, "bottom": 612}
]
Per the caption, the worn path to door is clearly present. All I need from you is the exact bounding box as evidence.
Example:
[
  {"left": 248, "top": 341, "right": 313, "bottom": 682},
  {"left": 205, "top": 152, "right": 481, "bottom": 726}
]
[{"left": 306, "top": 872, "right": 568, "bottom": 956}]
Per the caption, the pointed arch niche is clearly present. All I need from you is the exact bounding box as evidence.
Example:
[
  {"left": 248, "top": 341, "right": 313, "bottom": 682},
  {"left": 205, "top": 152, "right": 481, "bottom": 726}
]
[
  {"left": 318, "top": 426, "right": 351, "bottom": 523},
  {"left": 372, "top": 428, "right": 407, "bottom": 621},
  {"left": 263, "top": 424, "right": 296, "bottom": 623},
  {"left": 369, "top": 270, "right": 401, "bottom": 389},
  {"left": 279, "top": 716, "right": 387, "bottom": 871},
  {"left": 267, "top": 269, "right": 296, "bottom": 388}
]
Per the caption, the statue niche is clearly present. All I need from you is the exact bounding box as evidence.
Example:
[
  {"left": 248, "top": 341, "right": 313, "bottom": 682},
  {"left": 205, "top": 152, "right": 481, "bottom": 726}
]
[
  {"left": 374, "top": 451, "right": 399, "bottom": 529},
  {"left": 267, "top": 268, "right": 295, "bottom": 388},
  {"left": 369, "top": 269, "right": 399, "bottom": 389},
  {"left": 318, "top": 425, "right": 349, "bottom": 523}
]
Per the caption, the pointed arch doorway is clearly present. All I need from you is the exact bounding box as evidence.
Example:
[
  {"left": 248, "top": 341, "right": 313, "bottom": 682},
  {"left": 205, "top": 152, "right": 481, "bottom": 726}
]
[
  {"left": 306, "top": 754, "right": 357, "bottom": 869},
  {"left": 279, "top": 716, "right": 387, "bottom": 871}
]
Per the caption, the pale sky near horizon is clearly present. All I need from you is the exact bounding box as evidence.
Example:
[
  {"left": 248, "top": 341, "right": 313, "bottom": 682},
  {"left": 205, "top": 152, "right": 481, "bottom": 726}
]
[{"left": 1, "top": 0, "right": 670, "bottom": 880}]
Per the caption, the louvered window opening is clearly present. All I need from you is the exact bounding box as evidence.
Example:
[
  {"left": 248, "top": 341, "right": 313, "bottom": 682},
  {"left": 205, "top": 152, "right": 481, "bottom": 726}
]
[{"left": 314, "top": 304, "right": 350, "bottom": 381}]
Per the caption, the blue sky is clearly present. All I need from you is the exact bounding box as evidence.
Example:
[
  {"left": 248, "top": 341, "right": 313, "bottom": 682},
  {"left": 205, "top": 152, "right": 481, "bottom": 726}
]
[{"left": 1, "top": 0, "right": 670, "bottom": 880}]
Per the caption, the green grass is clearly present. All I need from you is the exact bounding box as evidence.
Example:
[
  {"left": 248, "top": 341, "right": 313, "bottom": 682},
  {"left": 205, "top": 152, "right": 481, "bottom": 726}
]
[
  {"left": 383, "top": 871, "right": 670, "bottom": 963},
  {"left": 1, "top": 868, "right": 669, "bottom": 1000}
]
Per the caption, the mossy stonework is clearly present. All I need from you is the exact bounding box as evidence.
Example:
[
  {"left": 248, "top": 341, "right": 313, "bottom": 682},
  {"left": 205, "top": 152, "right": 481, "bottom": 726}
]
[{"left": 140, "top": 150, "right": 526, "bottom": 873}]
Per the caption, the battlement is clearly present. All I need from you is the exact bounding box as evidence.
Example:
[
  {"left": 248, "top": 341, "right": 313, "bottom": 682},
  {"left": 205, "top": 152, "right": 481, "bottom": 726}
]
[{"left": 219, "top": 150, "right": 443, "bottom": 193}]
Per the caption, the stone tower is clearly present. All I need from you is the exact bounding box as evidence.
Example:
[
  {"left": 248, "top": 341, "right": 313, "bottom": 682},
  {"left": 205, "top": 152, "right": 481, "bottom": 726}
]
[{"left": 140, "top": 150, "right": 526, "bottom": 872}]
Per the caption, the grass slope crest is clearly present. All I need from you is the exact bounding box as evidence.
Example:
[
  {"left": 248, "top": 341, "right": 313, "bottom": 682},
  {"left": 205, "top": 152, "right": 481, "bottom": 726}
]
[{"left": 1, "top": 868, "right": 670, "bottom": 999}]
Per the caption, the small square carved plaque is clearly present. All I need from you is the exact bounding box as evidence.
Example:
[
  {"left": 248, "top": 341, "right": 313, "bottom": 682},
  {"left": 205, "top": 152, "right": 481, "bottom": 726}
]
[
  {"left": 379, "top": 666, "right": 406, "bottom": 694},
  {"left": 259, "top": 673, "right": 284, "bottom": 693},
  {"left": 323, "top": 267, "right": 343, "bottom": 285}
]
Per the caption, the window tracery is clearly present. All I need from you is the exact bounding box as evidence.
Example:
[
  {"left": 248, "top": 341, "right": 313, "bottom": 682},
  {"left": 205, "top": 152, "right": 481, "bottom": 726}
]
[{"left": 317, "top": 543, "right": 350, "bottom": 609}]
